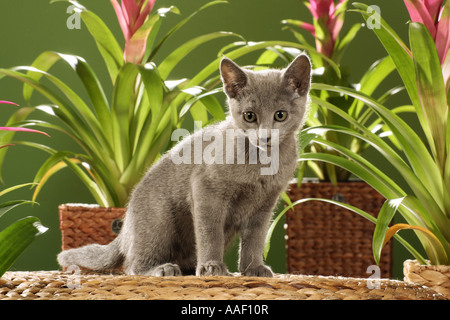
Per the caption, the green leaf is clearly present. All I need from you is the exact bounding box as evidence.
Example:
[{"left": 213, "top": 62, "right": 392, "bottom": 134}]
[
  {"left": 409, "top": 22, "right": 448, "bottom": 169},
  {"left": 0, "top": 106, "right": 35, "bottom": 182},
  {"left": 170, "top": 40, "right": 341, "bottom": 113},
  {"left": 32, "top": 158, "right": 68, "bottom": 202},
  {"left": 130, "top": 64, "right": 165, "bottom": 154},
  {"left": 0, "top": 183, "right": 36, "bottom": 198},
  {"left": 179, "top": 88, "right": 224, "bottom": 121},
  {"left": 196, "top": 91, "right": 226, "bottom": 121},
  {"left": 281, "top": 20, "right": 315, "bottom": 48},
  {"left": 111, "top": 63, "right": 140, "bottom": 172},
  {"left": 32, "top": 151, "right": 75, "bottom": 186},
  {"left": 264, "top": 197, "right": 426, "bottom": 263},
  {"left": 348, "top": 56, "right": 396, "bottom": 119},
  {"left": 63, "top": 158, "right": 111, "bottom": 207},
  {"left": 299, "top": 152, "right": 400, "bottom": 200},
  {"left": 352, "top": 2, "right": 435, "bottom": 157},
  {"left": 66, "top": 56, "right": 112, "bottom": 143},
  {"left": 23, "top": 51, "right": 61, "bottom": 103},
  {"left": 52, "top": 1, "right": 123, "bottom": 82},
  {"left": 372, "top": 198, "right": 404, "bottom": 265},
  {"left": 333, "top": 23, "right": 362, "bottom": 64},
  {"left": 120, "top": 64, "right": 168, "bottom": 189},
  {"left": 0, "top": 217, "right": 48, "bottom": 277},
  {"left": 79, "top": 5, "right": 124, "bottom": 82},
  {"left": 306, "top": 131, "right": 405, "bottom": 197},
  {"left": 147, "top": 1, "right": 228, "bottom": 63},
  {"left": 1, "top": 68, "right": 107, "bottom": 162},
  {"left": 143, "top": 6, "right": 181, "bottom": 62},
  {"left": 24, "top": 52, "right": 113, "bottom": 148},
  {"left": 0, "top": 200, "right": 36, "bottom": 220},
  {"left": 255, "top": 49, "right": 285, "bottom": 69},
  {"left": 312, "top": 84, "right": 445, "bottom": 223},
  {"left": 159, "top": 32, "right": 241, "bottom": 80},
  {"left": 22, "top": 69, "right": 113, "bottom": 168},
  {"left": 302, "top": 122, "right": 450, "bottom": 247}
]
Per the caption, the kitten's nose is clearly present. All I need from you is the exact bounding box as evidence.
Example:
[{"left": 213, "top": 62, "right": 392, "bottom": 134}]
[
  {"left": 258, "top": 128, "right": 271, "bottom": 145},
  {"left": 259, "top": 135, "right": 271, "bottom": 146}
]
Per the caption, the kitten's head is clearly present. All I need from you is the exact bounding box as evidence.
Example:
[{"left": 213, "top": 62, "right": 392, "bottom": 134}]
[{"left": 220, "top": 54, "right": 311, "bottom": 145}]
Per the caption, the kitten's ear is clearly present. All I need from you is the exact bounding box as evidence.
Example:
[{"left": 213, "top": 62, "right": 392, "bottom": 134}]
[
  {"left": 220, "top": 57, "right": 247, "bottom": 99},
  {"left": 283, "top": 54, "right": 311, "bottom": 97}
]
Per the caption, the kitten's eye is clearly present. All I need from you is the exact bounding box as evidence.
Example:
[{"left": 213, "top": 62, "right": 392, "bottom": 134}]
[
  {"left": 243, "top": 112, "right": 257, "bottom": 123},
  {"left": 274, "top": 111, "right": 288, "bottom": 122}
]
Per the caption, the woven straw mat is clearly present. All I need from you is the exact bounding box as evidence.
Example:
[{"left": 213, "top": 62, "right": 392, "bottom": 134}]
[{"left": 0, "top": 271, "right": 446, "bottom": 300}]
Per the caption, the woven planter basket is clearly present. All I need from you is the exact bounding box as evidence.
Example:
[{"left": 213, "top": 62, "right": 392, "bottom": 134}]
[
  {"left": 0, "top": 271, "right": 446, "bottom": 300},
  {"left": 403, "top": 259, "right": 450, "bottom": 299},
  {"left": 285, "top": 180, "right": 392, "bottom": 278},
  {"left": 59, "top": 204, "right": 126, "bottom": 251}
]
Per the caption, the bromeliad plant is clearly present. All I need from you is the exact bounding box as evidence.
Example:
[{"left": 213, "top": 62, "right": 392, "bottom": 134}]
[
  {"left": 267, "top": 1, "right": 450, "bottom": 266},
  {"left": 279, "top": 0, "right": 403, "bottom": 183},
  {"left": 0, "top": 0, "right": 235, "bottom": 208},
  {"left": 0, "top": 0, "right": 304, "bottom": 208},
  {"left": 0, "top": 101, "right": 48, "bottom": 278}
]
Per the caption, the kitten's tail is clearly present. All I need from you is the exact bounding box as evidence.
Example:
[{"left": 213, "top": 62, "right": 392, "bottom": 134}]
[{"left": 57, "top": 236, "right": 123, "bottom": 271}]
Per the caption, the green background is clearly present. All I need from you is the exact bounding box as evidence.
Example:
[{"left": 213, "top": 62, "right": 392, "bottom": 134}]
[{"left": 0, "top": 0, "right": 415, "bottom": 279}]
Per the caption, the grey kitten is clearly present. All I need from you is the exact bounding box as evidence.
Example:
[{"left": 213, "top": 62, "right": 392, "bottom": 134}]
[{"left": 57, "top": 54, "right": 311, "bottom": 277}]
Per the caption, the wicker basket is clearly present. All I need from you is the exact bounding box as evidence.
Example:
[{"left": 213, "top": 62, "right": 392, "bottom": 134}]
[
  {"left": 285, "top": 180, "right": 392, "bottom": 278},
  {"left": 59, "top": 204, "right": 126, "bottom": 251},
  {"left": 0, "top": 271, "right": 446, "bottom": 300},
  {"left": 403, "top": 259, "right": 450, "bottom": 299}
]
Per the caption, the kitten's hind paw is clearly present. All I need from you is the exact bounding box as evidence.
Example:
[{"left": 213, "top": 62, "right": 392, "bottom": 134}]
[
  {"left": 242, "top": 265, "right": 273, "bottom": 277},
  {"left": 196, "top": 261, "right": 230, "bottom": 276}
]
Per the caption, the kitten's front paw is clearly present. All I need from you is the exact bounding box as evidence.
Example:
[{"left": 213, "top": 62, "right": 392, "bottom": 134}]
[
  {"left": 242, "top": 265, "right": 273, "bottom": 277},
  {"left": 196, "top": 261, "right": 230, "bottom": 276},
  {"left": 150, "top": 263, "right": 182, "bottom": 276}
]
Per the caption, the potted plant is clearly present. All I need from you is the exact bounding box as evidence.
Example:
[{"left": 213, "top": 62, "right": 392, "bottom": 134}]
[
  {"left": 0, "top": 0, "right": 313, "bottom": 253},
  {"left": 268, "top": 1, "right": 449, "bottom": 295},
  {"left": 0, "top": 101, "right": 48, "bottom": 277},
  {"left": 272, "top": 0, "right": 402, "bottom": 277},
  {"left": 357, "top": 0, "right": 449, "bottom": 297},
  {"left": 0, "top": 0, "right": 237, "bottom": 251}
]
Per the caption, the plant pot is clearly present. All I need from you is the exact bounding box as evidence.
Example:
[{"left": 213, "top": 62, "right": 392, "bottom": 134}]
[
  {"left": 285, "top": 180, "right": 392, "bottom": 278},
  {"left": 403, "top": 259, "right": 450, "bottom": 299},
  {"left": 59, "top": 204, "right": 126, "bottom": 251}
]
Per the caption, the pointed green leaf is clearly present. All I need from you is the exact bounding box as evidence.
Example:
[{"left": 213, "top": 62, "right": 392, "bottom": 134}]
[
  {"left": 409, "top": 22, "right": 448, "bottom": 169},
  {"left": 0, "top": 217, "right": 48, "bottom": 277},
  {"left": 372, "top": 198, "right": 404, "bottom": 265},
  {"left": 0, "top": 183, "right": 36, "bottom": 198},
  {"left": 0, "top": 200, "right": 36, "bottom": 220},
  {"left": 143, "top": 6, "right": 181, "bottom": 63},
  {"left": 352, "top": 2, "right": 437, "bottom": 157},
  {"left": 333, "top": 23, "right": 362, "bottom": 64},
  {"left": 80, "top": 7, "right": 124, "bottom": 82},
  {"left": 51, "top": 1, "right": 124, "bottom": 82},
  {"left": 159, "top": 32, "right": 241, "bottom": 80},
  {"left": 264, "top": 197, "right": 426, "bottom": 263},
  {"left": 147, "top": 1, "right": 227, "bottom": 63},
  {"left": 0, "top": 106, "right": 35, "bottom": 182},
  {"left": 312, "top": 84, "right": 445, "bottom": 221},
  {"left": 111, "top": 63, "right": 140, "bottom": 172}
]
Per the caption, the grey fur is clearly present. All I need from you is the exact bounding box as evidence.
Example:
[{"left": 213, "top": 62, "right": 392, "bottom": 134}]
[{"left": 57, "top": 54, "right": 311, "bottom": 277}]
